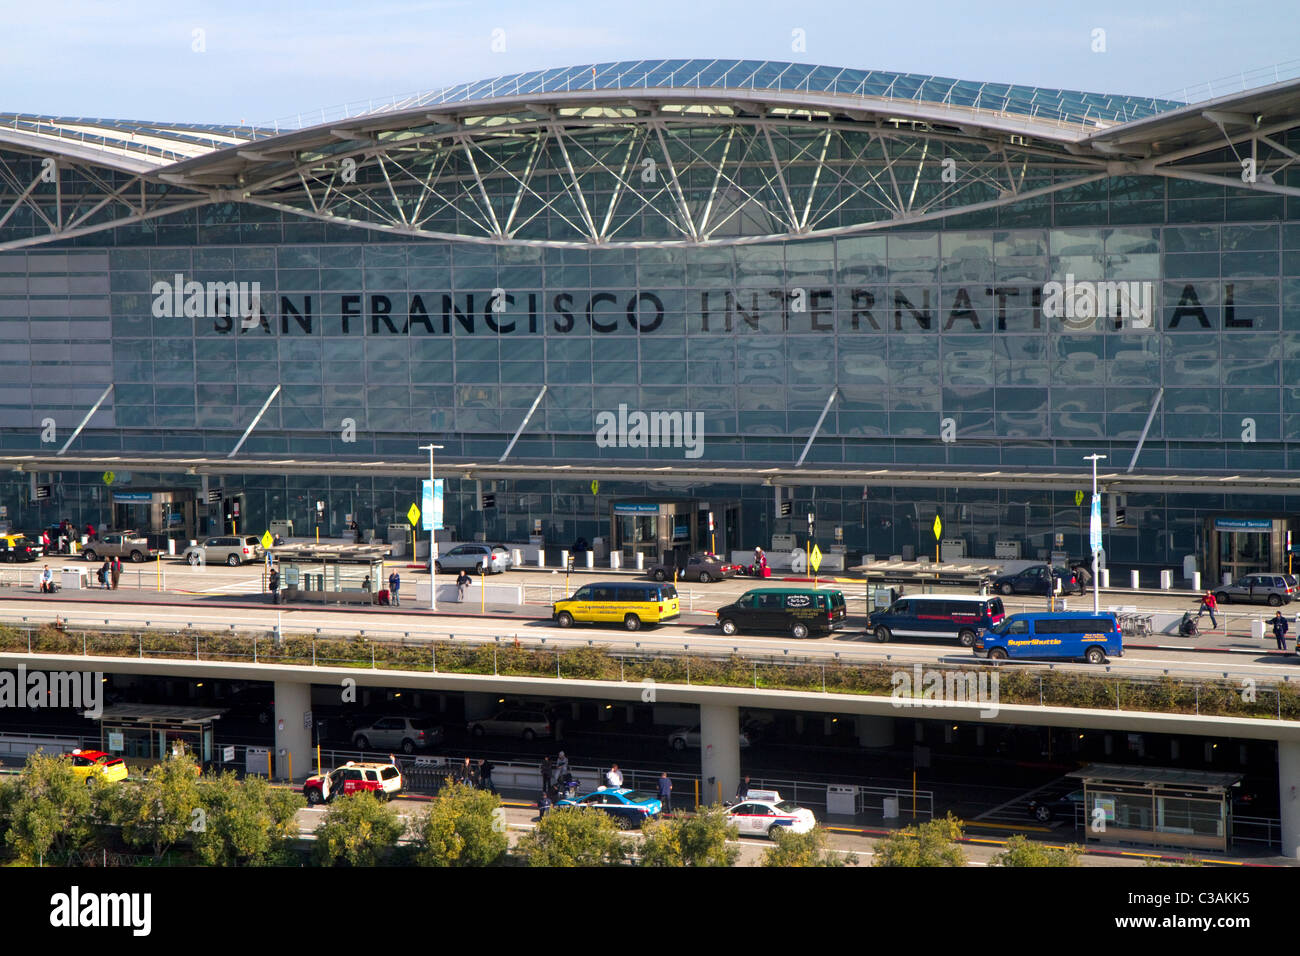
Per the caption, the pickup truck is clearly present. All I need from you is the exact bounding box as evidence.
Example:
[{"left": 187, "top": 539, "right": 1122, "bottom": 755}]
[{"left": 81, "top": 531, "right": 162, "bottom": 564}]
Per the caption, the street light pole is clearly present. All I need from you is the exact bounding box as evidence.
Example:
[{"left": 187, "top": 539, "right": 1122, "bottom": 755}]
[
  {"left": 419, "top": 443, "right": 444, "bottom": 611},
  {"left": 1084, "top": 454, "right": 1107, "bottom": 614}
]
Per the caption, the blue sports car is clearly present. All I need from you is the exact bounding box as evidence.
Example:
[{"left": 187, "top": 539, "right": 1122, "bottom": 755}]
[{"left": 557, "top": 787, "right": 662, "bottom": 827}]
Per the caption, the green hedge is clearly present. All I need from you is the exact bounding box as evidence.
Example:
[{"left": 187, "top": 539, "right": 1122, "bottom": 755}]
[{"left": 1, "top": 623, "right": 1297, "bottom": 721}]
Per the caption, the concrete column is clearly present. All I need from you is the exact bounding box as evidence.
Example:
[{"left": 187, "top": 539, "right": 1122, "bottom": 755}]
[
  {"left": 1279, "top": 741, "right": 1300, "bottom": 859},
  {"left": 699, "top": 703, "right": 740, "bottom": 807},
  {"left": 273, "top": 680, "right": 312, "bottom": 783},
  {"left": 855, "top": 716, "right": 895, "bottom": 747}
]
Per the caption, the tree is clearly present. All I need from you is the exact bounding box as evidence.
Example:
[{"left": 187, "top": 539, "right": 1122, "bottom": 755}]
[
  {"left": 640, "top": 806, "right": 739, "bottom": 867},
  {"left": 989, "top": 835, "right": 1081, "bottom": 867},
  {"left": 760, "top": 826, "right": 857, "bottom": 867},
  {"left": 411, "top": 782, "right": 508, "bottom": 867},
  {"left": 516, "top": 806, "right": 629, "bottom": 866},
  {"left": 872, "top": 812, "right": 966, "bottom": 867},
  {"left": 104, "top": 750, "right": 202, "bottom": 861},
  {"left": 5, "top": 752, "right": 96, "bottom": 864},
  {"left": 191, "top": 771, "right": 303, "bottom": 866},
  {"left": 312, "top": 791, "right": 406, "bottom": 867}
]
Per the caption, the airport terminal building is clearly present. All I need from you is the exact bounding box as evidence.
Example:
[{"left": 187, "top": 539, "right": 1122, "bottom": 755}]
[{"left": 2, "top": 59, "right": 1300, "bottom": 576}]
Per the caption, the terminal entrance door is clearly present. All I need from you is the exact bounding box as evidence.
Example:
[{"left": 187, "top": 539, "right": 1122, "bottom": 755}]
[{"left": 1206, "top": 518, "right": 1286, "bottom": 584}]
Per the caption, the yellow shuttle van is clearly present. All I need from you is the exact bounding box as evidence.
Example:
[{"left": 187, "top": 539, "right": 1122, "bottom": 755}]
[{"left": 553, "top": 581, "right": 680, "bottom": 631}]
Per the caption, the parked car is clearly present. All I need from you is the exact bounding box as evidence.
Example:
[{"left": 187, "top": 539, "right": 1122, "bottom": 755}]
[
  {"left": 557, "top": 788, "right": 662, "bottom": 827},
  {"left": 303, "top": 760, "right": 402, "bottom": 804},
  {"left": 989, "top": 565, "right": 1084, "bottom": 597},
  {"left": 726, "top": 789, "right": 815, "bottom": 837},
  {"left": 433, "top": 544, "right": 511, "bottom": 574},
  {"left": 1027, "top": 788, "right": 1084, "bottom": 823},
  {"left": 468, "top": 707, "right": 555, "bottom": 740},
  {"left": 81, "top": 530, "right": 160, "bottom": 563},
  {"left": 1215, "top": 573, "right": 1293, "bottom": 606},
  {"left": 351, "top": 715, "right": 444, "bottom": 753},
  {"left": 181, "top": 535, "right": 263, "bottom": 567},
  {"left": 667, "top": 724, "right": 752, "bottom": 750},
  {"left": 647, "top": 552, "right": 739, "bottom": 584}
]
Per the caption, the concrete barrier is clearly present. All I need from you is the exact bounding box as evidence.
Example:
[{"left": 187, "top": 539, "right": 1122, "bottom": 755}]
[{"left": 414, "top": 582, "right": 525, "bottom": 605}]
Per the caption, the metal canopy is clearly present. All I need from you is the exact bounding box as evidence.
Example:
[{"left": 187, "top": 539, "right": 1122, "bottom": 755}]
[
  {"left": 0, "top": 61, "right": 1295, "bottom": 251},
  {"left": 12, "top": 452, "right": 1300, "bottom": 497},
  {"left": 93, "top": 704, "right": 226, "bottom": 724},
  {"left": 1067, "top": 763, "right": 1242, "bottom": 793}
]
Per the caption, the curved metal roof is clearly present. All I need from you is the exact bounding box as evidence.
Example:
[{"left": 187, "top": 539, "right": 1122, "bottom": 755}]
[{"left": 366, "top": 58, "right": 1185, "bottom": 129}]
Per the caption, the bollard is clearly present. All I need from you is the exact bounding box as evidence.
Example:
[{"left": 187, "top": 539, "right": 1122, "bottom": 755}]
[
  {"left": 512, "top": 549, "right": 523, "bottom": 567},
  {"left": 560, "top": 549, "right": 569, "bottom": 570},
  {"left": 636, "top": 553, "right": 644, "bottom": 570},
  {"left": 1130, "top": 570, "right": 1140, "bottom": 589},
  {"left": 585, "top": 550, "right": 594, "bottom": 569},
  {"left": 610, "top": 551, "right": 621, "bottom": 569},
  {"left": 537, "top": 550, "right": 545, "bottom": 568},
  {"left": 1222, "top": 572, "right": 1231, "bottom": 586},
  {"left": 1160, "top": 569, "right": 1172, "bottom": 590},
  {"left": 1191, "top": 571, "right": 1201, "bottom": 591},
  {"left": 1098, "top": 568, "right": 1109, "bottom": 589}
]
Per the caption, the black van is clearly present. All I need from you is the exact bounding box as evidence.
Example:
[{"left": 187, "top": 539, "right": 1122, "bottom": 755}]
[
  {"left": 715, "top": 587, "right": 847, "bottom": 639},
  {"left": 867, "top": 594, "right": 1005, "bottom": 646}
]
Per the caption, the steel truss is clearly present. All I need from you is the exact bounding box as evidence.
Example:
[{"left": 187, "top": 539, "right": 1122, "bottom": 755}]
[{"left": 0, "top": 93, "right": 1297, "bottom": 251}]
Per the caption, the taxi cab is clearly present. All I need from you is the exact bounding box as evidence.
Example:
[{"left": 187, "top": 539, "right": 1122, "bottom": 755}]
[
  {"left": 725, "top": 789, "right": 815, "bottom": 838},
  {"left": 553, "top": 581, "right": 680, "bottom": 632},
  {"left": 302, "top": 760, "right": 402, "bottom": 804},
  {"left": 69, "top": 749, "right": 129, "bottom": 785},
  {"left": 0, "top": 533, "right": 40, "bottom": 562}
]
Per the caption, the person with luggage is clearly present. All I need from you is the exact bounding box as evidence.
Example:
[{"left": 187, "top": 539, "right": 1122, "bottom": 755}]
[
  {"left": 1272, "top": 610, "right": 1290, "bottom": 651},
  {"left": 39, "top": 565, "right": 54, "bottom": 594},
  {"left": 388, "top": 570, "right": 401, "bottom": 606},
  {"left": 1197, "top": 590, "right": 1218, "bottom": 629},
  {"left": 97, "top": 560, "right": 110, "bottom": 590}
]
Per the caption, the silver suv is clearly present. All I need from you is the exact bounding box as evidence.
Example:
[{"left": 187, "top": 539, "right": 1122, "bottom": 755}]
[
  {"left": 434, "top": 544, "right": 512, "bottom": 575},
  {"left": 82, "top": 531, "right": 160, "bottom": 564},
  {"left": 182, "top": 535, "right": 263, "bottom": 567},
  {"left": 351, "top": 715, "right": 444, "bottom": 753},
  {"left": 1215, "top": 573, "right": 1295, "bottom": 607},
  {"left": 468, "top": 708, "right": 555, "bottom": 740}
]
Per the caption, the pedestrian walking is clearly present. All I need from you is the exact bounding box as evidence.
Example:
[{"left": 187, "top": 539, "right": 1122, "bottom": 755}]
[
  {"left": 657, "top": 771, "right": 672, "bottom": 812},
  {"left": 735, "top": 775, "right": 751, "bottom": 801},
  {"left": 268, "top": 565, "right": 280, "bottom": 604},
  {"left": 456, "top": 568, "right": 471, "bottom": 602},
  {"left": 553, "top": 750, "right": 569, "bottom": 786},
  {"left": 479, "top": 758, "right": 495, "bottom": 794},
  {"left": 537, "top": 790, "right": 552, "bottom": 819},
  {"left": 110, "top": 556, "right": 121, "bottom": 590},
  {"left": 98, "top": 560, "right": 110, "bottom": 589},
  {"left": 1273, "top": 610, "right": 1290, "bottom": 651},
  {"left": 388, "top": 570, "right": 401, "bottom": 606},
  {"left": 40, "top": 530, "right": 50, "bottom": 553},
  {"left": 1197, "top": 590, "right": 1218, "bottom": 629},
  {"left": 86, "top": 523, "right": 96, "bottom": 541},
  {"left": 540, "top": 756, "right": 552, "bottom": 792},
  {"left": 604, "top": 763, "right": 623, "bottom": 789},
  {"left": 459, "top": 757, "right": 476, "bottom": 788}
]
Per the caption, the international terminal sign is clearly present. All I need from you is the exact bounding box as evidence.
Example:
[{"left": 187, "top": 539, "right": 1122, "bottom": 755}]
[{"left": 165, "top": 280, "right": 1260, "bottom": 337}]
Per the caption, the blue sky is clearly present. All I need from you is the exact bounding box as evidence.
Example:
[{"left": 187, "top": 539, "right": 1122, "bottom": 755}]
[{"left": 4, "top": 0, "right": 1296, "bottom": 122}]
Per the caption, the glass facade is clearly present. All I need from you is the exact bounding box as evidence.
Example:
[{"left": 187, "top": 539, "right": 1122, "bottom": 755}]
[{"left": 2, "top": 72, "right": 1299, "bottom": 571}]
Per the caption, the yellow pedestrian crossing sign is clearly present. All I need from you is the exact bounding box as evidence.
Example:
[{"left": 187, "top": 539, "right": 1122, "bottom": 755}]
[
  {"left": 933, "top": 515, "right": 942, "bottom": 539},
  {"left": 261, "top": 530, "right": 273, "bottom": 549},
  {"left": 1074, "top": 490, "right": 1085, "bottom": 507},
  {"left": 809, "top": 544, "right": 823, "bottom": 573},
  {"left": 407, "top": 502, "right": 421, "bottom": 526}
]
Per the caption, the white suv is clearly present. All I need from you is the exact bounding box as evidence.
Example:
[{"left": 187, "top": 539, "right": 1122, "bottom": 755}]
[{"left": 182, "top": 535, "right": 263, "bottom": 567}]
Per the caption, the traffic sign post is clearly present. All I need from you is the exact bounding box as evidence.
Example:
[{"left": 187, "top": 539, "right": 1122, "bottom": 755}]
[{"left": 932, "top": 514, "right": 942, "bottom": 563}]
